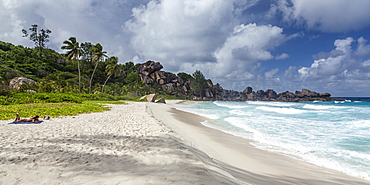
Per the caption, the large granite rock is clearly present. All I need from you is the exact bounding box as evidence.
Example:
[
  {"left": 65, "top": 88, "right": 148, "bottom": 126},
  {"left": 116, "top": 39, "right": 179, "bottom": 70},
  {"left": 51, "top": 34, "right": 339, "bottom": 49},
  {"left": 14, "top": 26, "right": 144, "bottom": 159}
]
[
  {"left": 155, "top": 97, "right": 166, "bottom": 104},
  {"left": 135, "top": 61, "right": 163, "bottom": 76},
  {"left": 243, "top": 86, "right": 253, "bottom": 94},
  {"left": 9, "top": 77, "right": 37, "bottom": 90},
  {"left": 146, "top": 94, "right": 157, "bottom": 102},
  {"left": 136, "top": 61, "right": 336, "bottom": 102},
  {"left": 136, "top": 61, "right": 191, "bottom": 96},
  {"left": 194, "top": 84, "right": 335, "bottom": 102}
]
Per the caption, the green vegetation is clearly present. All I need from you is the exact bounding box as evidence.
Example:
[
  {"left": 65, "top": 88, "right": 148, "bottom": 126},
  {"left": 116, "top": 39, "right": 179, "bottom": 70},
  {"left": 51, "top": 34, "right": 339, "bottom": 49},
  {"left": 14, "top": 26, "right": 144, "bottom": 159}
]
[
  {"left": 177, "top": 72, "right": 193, "bottom": 82},
  {"left": 61, "top": 37, "right": 82, "bottom": 93},
  {"left": 0, "top": 39, "right": 194, "bottom": 98},
  {"left": 22, "top": 24, "right": 52, "bottom": 53},
  {"left": 0, "top": 93, "right": 127, "bottom": 120},
  {"left": 0, "top": 101, "right": 114, "bottom": 120},
  {"left": 102, "top": 56, "right": 122, "bottom": 94},
  {"left": 0, "top": 24, "right": 208, "bottom": 119},
  {"left": 90, "top": 43, "right": 107, "bottom": 94},
  {"left": 0, "top": 92, "right": 127, "bottom": 105},
  {"left": 0, "top": 39, "right": 133, "bottom": 96},
  {"left": 191, "top": 70, "right": 208, "bottom": 94}
]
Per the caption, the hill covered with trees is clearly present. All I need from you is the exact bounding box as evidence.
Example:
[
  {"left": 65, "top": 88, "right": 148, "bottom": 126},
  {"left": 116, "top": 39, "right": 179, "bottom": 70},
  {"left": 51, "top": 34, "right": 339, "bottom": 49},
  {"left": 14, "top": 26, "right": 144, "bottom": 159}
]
[
  {"left": 0, "top": 38, "right": 205, "bottom": 101},
  {"left": 0, "top": 38, "right": 338, "bottom": 103}
]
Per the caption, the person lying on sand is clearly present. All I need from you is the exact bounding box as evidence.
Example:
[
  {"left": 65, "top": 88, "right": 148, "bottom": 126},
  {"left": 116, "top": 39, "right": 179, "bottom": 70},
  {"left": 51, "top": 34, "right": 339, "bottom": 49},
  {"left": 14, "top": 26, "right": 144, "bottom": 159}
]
[{"left": 14, "top": 113, "right": 40, "bottom": 122}]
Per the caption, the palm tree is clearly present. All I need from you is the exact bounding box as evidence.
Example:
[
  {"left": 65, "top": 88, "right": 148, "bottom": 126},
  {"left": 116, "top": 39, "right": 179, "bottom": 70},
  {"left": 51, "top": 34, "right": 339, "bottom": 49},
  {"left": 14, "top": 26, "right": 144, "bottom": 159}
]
[
  {"left": 61, "top": 37, "right": 82, "bottom": 93},
  {"left": 101, "top": 57, "right": 123, "bottom": 95},
  {"left": 89, "top": 43, "right": 107, "bottom": 94}
]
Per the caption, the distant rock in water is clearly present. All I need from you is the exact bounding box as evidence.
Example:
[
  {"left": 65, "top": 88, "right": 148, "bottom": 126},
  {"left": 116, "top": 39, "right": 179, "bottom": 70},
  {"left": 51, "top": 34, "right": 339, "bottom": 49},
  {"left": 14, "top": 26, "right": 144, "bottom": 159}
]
[
  {"left": 191, "top": 82, "right": 336, "bottom": 102},
  {"left": 136, "top": 61, "right": 338, "bottom": 102}
]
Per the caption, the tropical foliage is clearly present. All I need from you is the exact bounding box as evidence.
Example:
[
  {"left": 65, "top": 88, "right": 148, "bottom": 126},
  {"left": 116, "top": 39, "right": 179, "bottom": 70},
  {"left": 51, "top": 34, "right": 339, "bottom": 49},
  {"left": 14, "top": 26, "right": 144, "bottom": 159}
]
[
  {"left": 22, "top": 24, "right": 52, "bottom": 53},
  {"left": 0, "top": 101, "right": 113, "bottom": 120},
  {"left": 90, "top": 43, "right": 107, "bottom": 93},
  {"left": 0, "top": 38, "right": 198, "bottom": 100},
  {"left": 102, "top": 56, "right": 123, "bottom": 94},
  {"left": 0, "top": 25, "right": 206, "bottom": 103},
  {"left": 0, "top": 92, "right": 122, "bottom": 105},
  {"left": 191, "top": 70, "right": 208, "bottom": 94},
  {"left": 61, "top": 37, "right": 82, "bottom": 93},
  {"left": 0, "top": 25, "right": 214, "bottom": 120}
]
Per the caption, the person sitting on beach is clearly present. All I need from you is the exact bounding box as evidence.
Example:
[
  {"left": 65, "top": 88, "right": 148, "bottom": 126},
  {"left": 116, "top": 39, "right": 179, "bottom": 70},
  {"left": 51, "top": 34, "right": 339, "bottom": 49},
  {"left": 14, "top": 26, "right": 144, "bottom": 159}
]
[
  {"left": 14, "top": 114, "right": 40, "bottom": 122},
  {"left": 14, "top": 113, "right": 21, "bottom": 121}
]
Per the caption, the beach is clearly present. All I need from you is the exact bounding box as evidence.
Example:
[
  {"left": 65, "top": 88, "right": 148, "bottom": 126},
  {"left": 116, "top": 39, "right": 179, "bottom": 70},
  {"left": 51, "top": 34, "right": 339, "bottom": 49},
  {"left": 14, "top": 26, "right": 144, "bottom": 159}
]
[{"left": 0, "top": 101, "right": 369, "bottom": 185}]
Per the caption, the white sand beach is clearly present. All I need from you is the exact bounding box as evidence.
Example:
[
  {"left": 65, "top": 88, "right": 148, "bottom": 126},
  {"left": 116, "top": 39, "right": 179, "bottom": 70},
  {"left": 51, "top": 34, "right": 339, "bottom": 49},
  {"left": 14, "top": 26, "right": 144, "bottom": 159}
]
[{"left": 0, "top": 101, "right": 369, "bottom": 185}]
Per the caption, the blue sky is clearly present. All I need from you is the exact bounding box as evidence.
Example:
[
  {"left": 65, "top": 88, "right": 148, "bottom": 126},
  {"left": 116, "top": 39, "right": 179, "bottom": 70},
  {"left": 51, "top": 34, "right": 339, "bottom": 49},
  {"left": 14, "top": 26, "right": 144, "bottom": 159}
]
[{"left": 1, "top": 0, "right": 370, "bottom": 96}]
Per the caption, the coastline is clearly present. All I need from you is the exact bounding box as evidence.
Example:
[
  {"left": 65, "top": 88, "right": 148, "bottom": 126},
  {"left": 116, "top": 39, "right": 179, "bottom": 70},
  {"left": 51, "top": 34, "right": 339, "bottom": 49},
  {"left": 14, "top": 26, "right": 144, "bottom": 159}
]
[
  {"left": 0, "top": 101, "right": 368, "bottom": 184},
  {"left": 0, "top": 102, "right": 234, "bottom": 184},
  {"left": 147, "top": 101, "right": 370, "bottom": 185}
]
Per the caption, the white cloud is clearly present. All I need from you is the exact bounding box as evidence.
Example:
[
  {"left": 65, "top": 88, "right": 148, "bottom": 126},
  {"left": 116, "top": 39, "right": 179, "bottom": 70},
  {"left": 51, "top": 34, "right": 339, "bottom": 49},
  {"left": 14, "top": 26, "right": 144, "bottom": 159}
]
[
  {"left": 272, "top": 0, "right": 370, "bottom": 32},
  {"left": 363, "top": 60, "right": 370, "bottom": 67},
  {"left": 178, "top": 23, "right": 288, "bottom": 85},
  {"left": 288, "top": 37, "right": 370, "bottom": 96},
  {"left": 125, "top": 0, "right": 238, "bottom": 69},
  {"left": 0, "top": 0, "right": 149, "bottom": 61},
  {"left": 265, "top": 68, "right": 279, "bottom": 78},
  {"left": 0, "top": 0, "right": 30, "bottom": 46},
  {"left": 355, "top": 37, "right": 370, "bottom": 58},
  {"left": 211, "top": 23, "right": 286, "bottom": 76},
  {"left": 275, "top": 53, "right": 289, "bottom": 60},
  {"left": 124, "top": 0, "right": 293, "bottom": 88},
  {"left": 298, "top": 37, "right": 353, "bottom": 78},
  {"left": 240, "top": 36, "right": 370, "bottom": 96},
  {"left": 0, "top": 0, "right": 99, "bottom": 47}
]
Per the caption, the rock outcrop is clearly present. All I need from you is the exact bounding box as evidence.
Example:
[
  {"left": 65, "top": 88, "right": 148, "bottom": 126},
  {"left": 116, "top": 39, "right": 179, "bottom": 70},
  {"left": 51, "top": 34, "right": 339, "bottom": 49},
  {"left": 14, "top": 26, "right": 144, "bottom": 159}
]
[
  {"left": 136, "top": 61, "right": 337, "bottom": 102},
  {"left": 26, "top": 90, "right": 37, "bottom": 93},
  {"left": 146, "top": 94, "right": 157, "bottom": 102},
  {"left": 9, "top": 77, "right": 37, "bottom": 90},
  {"left": 135, "top": 61, "right": 191, "bottom": 96},
  {"left": 155, "top": 97, "right": 166, "bottom": 104},
  {"left": 195, "top": 84, "right": 336, "bottom": 102}
]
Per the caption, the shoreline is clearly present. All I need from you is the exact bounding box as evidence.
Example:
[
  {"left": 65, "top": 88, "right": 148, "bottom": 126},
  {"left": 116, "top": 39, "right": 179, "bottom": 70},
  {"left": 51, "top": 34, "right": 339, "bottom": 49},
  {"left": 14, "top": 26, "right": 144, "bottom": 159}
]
[
  {"left": 148, "top": 101, "right": 370, "bottom": 184},
  {"left": 0, "top": 102, "right": 234, "bottom": 184},
  {"left": 0, "top": 101, "right": 368, "bottom": 184}
]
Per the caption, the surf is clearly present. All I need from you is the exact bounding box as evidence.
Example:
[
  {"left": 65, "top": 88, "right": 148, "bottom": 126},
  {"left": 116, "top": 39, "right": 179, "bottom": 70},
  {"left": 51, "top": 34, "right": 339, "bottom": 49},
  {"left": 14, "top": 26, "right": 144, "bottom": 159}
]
[{"left": 172, "top": 99, "right": 370, "bottom": 181}]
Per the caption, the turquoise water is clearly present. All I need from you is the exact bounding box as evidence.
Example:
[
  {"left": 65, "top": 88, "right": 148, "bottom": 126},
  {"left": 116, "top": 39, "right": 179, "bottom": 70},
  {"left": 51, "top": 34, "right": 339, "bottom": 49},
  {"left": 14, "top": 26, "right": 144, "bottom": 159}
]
[{"left": 172, "top": 99, "right": 370, "bottom": 181}]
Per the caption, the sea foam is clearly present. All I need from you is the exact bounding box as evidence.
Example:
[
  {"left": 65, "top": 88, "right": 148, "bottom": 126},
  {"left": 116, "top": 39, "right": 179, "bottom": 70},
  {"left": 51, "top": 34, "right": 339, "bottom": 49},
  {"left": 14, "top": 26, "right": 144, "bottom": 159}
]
[
  {"left": 171, "top": 99, "right": 370, "bottom": 181},
  {"left": 256, "top": 106, "right": 306, "bottom": 114}
]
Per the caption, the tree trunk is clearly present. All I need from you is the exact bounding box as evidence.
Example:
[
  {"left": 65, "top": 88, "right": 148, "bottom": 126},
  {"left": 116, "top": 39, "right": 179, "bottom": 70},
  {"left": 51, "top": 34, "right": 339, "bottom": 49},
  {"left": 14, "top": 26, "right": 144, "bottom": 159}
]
[
  {"left": 101, "top": 74, "right": 112, "bottom": 96},
  {"left": 77, "top": 60, "right": 81, "bottom": 94},
  {"left": 89, "top": 61, "right": 99, "bottom": 94}
]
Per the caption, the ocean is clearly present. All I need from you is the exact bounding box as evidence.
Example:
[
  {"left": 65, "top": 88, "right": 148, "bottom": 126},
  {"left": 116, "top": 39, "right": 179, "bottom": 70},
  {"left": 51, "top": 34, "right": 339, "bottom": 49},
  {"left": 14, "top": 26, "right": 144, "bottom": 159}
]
[{"left": 171, "top": 98, "right": 370, "bottom": 181}]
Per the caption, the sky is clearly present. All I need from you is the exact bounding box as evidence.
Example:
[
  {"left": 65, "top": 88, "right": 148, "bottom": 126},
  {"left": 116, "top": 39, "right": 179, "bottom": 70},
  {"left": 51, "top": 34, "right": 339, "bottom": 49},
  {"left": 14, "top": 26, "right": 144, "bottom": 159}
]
[{"left": 1, "top": 0, "right": 370, "bottom": 96}]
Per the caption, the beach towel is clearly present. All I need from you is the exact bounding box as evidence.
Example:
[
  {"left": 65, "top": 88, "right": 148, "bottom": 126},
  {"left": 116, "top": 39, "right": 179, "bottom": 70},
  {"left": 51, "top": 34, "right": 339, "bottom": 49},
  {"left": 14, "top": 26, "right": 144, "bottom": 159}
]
[{"left": 9, "top": 121, "right": 43, "bottom": 124}]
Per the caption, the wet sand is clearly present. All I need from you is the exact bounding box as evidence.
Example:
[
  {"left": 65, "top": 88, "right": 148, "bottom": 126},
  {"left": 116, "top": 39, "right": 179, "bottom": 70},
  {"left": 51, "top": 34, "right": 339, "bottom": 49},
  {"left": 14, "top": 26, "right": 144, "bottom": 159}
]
[{"left": 148, "top": 101, "right": 370, "bottom": 185}]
